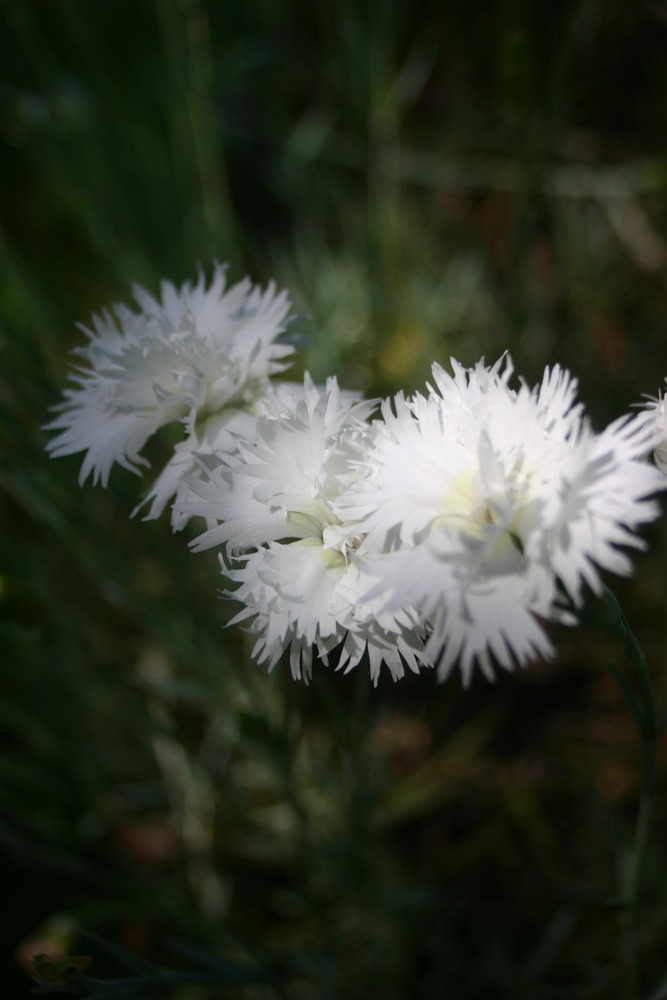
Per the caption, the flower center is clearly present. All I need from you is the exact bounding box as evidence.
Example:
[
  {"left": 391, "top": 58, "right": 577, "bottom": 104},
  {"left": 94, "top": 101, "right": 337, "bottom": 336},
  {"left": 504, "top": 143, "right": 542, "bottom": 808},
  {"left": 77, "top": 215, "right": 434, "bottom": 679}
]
[{"left": 439, "top": 463, "right": 529, "bottom": 559}]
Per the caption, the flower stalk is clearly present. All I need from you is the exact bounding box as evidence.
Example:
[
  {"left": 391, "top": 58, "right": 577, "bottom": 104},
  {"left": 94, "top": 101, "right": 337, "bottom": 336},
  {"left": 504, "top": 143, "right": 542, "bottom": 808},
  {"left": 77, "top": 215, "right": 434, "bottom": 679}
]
[{"left": 581, "top": 586, "right": 660, "bottom": 999}]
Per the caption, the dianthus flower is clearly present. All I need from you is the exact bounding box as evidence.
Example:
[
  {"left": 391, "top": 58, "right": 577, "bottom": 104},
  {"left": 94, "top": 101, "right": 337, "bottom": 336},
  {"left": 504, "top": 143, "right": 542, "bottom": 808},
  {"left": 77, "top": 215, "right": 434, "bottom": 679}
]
[
  {"left": 180, "top": 374, "right": 430, "bottom": 684},
  {"left": 45, "top": 264, "right": 295, "bottom": 525},
  {"left": 340, "top": 355, "right": 664, "bottom": 685},
  {"left": 641, "top": 379, "right": 667, "bottom": 475}
]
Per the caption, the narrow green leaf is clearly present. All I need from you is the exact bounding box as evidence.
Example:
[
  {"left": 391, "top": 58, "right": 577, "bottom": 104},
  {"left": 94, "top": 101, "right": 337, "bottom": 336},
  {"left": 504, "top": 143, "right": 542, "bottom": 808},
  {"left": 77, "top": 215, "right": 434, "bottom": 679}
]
[
  {"left": 75, "top": 932, "right": 156, "bottom": 976},
  {"left": 647, "top": 971, "right": 667, "bottom": 1000},
  {"left": 606, "top": 661, "right": 645, "bottom": 735},
  {"left": 165, "top": 937, "right": 269, "bottom": 983}
]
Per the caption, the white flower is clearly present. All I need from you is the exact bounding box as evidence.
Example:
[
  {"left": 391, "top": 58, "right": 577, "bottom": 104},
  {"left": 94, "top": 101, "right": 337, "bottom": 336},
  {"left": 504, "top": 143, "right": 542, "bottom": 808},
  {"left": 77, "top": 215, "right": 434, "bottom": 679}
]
[
  {"left": 45, "top": 264, "right": 295, "bottom": 523},
  {"left": 223, "top": 541, "right": 426, "bottom": 684},
  {"left": 182, "top": 374, "right": 430, "bottom": 684},
  {"left": 641, "top": 380, "right": 667, "bottom": 474},
  {"left": 341, "top": 355, "right": 665, "bottom": 686}
]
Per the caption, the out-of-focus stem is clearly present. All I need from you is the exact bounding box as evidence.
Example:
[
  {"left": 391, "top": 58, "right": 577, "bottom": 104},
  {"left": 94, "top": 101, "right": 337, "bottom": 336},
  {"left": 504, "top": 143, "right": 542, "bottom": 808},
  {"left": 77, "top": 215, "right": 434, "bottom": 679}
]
[
  {"left": 579, "top": 586, "right": 660, "bottom": 998},
  {"left": 601, "top": 589, "right": 658, "bottom": 1000},
  {"left": 621, "top": 734, "right": 657, "bottom": 1000}
]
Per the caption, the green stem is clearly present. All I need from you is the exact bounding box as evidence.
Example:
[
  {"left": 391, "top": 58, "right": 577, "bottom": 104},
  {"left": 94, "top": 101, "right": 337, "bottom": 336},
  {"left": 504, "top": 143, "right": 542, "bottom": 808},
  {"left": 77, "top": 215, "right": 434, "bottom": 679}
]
[
  {"left": 600, "top": 589, "right": 658, "bottom": 998},
  {"left": 579, "top": 586, "right": 660, "bottom": 997},
  {"left": 622, "top": 736, "right": 657, "bottom": 999},
  {"left": 617, "top": 620, "right": 656, "bottom": 737}
]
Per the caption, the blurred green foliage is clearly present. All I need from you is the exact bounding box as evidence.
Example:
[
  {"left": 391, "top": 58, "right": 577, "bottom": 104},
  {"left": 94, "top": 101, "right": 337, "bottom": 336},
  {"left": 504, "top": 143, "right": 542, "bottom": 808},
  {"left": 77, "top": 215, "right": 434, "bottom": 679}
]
[{"left": 1, "top": 1, "right": 667, "bottom": 997}]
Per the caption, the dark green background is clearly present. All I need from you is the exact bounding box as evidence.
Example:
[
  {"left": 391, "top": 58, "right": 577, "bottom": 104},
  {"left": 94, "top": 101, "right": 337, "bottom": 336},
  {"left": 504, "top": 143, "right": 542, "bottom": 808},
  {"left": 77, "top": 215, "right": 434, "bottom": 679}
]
[{"left": 1, "top": 2, "right": 667, "bottom": 997}]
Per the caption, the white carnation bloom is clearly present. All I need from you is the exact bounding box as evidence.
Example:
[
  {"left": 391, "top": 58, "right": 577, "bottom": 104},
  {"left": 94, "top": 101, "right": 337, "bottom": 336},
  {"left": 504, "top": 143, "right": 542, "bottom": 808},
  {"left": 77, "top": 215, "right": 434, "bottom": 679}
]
[
  {"left": 225, "top": 543, "right": 426, "bottom": 684},
  {"left": 641, "top": 380, "right": 667, "bottom": 474},
  {"left": 182, "top": 374, "right": 430, "bottom": 684},
  {"left": 45, "top": 264, "right": 295, "bottom": 523},
  {"left": 343, "top": 355, "right": 664, "bottom": 686}
]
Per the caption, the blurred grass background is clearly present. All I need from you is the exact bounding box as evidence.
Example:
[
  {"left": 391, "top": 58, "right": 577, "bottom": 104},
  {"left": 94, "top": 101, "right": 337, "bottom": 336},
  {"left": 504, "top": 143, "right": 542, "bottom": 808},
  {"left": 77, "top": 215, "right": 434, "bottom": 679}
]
[{"left": 1, "top": 1, "right": 667, "bottom": 997}]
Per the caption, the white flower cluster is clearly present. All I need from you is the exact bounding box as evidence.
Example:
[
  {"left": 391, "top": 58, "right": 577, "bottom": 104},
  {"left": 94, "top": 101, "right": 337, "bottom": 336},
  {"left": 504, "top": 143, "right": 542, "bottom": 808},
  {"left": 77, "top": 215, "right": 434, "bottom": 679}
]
[{"left": 47, "top": 264, "right": 667, "bottom": 686}]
